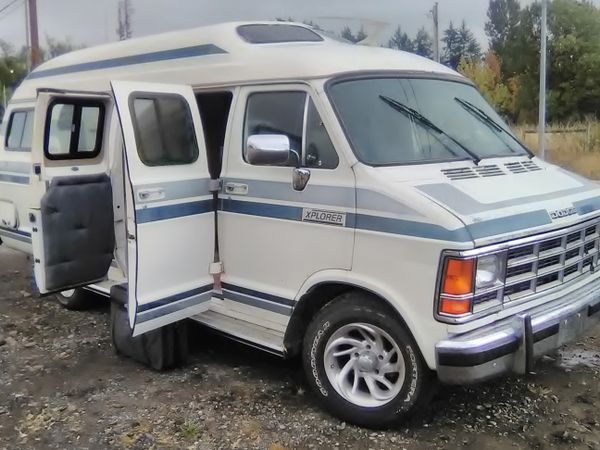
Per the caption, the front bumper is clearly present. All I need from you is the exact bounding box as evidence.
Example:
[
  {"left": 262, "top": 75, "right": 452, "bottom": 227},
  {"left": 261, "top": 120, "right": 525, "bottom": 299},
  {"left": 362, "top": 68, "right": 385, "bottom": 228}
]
[{"left": 436, "top": 276, "right": 600, "bottom": 384}]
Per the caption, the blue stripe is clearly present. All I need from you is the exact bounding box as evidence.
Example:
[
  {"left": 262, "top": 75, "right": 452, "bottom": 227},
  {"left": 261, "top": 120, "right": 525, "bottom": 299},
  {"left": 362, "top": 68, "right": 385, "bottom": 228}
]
[
  {"left": 137, "top": 284, "right": 213, "bottom": 312},
  {"left": 137, "top": 291, "right": 213, "bottom": 323},
  {"left": 221, "top": 198, "right": 551, "bottom": 242},
  {"left": 467, "top": 210, "right": 552, "bottom": 240},
  {"left": 574, "top": 196, "right": 600, "bottom": 216},
  {"left": 136, "top": 199, "right": 213, "bottom": 223},
  {"left": 222, "top": 282, "right": 296, "bottom": 307},
  {"left": 0, "top": 173, "right": 29, "bottom": 185},
  {"left": 223, "top": 289, "right": 293, "bottom": 316},
  {"left": 221, "top": 198, "right": 302, "bottom": 222},
  {"left": 353, "top": 213, "right": 472, "bottom": 242},
  {"left": 0, "top": 227, "right": 31, "bottom": 243},
  {"left": 27, "top": 44, "right": 227, "bottom": 80},
  {"left": 0, "top": 228, "right": 31, "bottom": 244}
]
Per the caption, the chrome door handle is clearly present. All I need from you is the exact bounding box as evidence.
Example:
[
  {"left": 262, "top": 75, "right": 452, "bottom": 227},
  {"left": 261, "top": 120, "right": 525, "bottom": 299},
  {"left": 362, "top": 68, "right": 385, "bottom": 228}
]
[
  {"left": 137, "top": 187, "right": 165, "bottom": 201},
  {"left": 224, "top": 182, "right": 248, "bottom": 195}
]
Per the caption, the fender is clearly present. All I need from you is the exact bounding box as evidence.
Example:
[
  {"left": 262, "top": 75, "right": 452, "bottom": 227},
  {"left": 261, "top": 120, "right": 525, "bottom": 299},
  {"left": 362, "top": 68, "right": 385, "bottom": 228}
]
[{"left": 291, "top": 268, "right": 446, "bottom": 369}]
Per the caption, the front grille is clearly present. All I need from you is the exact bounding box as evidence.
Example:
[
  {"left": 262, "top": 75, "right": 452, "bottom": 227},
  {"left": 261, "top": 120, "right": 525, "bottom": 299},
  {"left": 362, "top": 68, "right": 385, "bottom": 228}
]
[{"left": 502, "top": 220, "right": 600, "bottom": 301}]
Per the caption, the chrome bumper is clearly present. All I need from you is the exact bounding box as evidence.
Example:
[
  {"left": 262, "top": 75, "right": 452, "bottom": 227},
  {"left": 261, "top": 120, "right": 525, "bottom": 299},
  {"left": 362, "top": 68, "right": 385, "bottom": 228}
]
[{"left": 436, "top": 277, "right": 600, "bottom": 384}]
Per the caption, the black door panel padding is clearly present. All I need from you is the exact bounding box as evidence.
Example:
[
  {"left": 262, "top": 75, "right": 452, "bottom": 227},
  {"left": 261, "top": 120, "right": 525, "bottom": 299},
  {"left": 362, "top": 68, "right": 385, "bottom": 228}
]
[{"left": 41, "top": 173, "right": 115, "bottom": 291}]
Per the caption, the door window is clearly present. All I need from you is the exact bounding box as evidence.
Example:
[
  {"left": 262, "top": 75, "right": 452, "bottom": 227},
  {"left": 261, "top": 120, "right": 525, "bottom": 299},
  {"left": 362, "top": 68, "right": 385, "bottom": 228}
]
[
  {"left": 131, "top": 94, "right": 199, "bottom": 166},
  {"left": 244, "top": 91, "right": 338, "bottom": 169},
  {"left": 45, "top": 99, "right": 105, "bottom": 159},
  {"left": 5, "top": 109, "right": 34, "bottom": 151}
]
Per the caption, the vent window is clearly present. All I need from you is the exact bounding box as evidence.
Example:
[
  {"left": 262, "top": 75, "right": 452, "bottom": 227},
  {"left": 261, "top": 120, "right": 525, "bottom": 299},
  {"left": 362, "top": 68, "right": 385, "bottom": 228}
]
[{"left": 237, "top": 24, "right": 323, "bottom": 44}]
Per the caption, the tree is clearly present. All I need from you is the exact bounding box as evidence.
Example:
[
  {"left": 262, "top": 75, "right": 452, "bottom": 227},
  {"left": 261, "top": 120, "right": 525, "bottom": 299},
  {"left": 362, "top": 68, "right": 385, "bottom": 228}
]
[
  {"left": 414, "top": 27, "right": 434, "bottom": 59},
  {"left": 442, "top": 21, "right": 482, "bottom": 69},
  {"left": 459, "top": 51, "right": 517, "bottom": 117},
  {"left": 387, "top": 26, "right": 414, "bottom": 52},
  {"left": 44, "top": 36, "right": 84, "bottom": 60},
  {"left": 485, "top": 0, "right": 522, "bottom": 76},
  {"left": 547, "top": 0, "right": 600, "bottom": 121},
  {"left": 340, "top": 26, "right": 367, "bottom": 44}
]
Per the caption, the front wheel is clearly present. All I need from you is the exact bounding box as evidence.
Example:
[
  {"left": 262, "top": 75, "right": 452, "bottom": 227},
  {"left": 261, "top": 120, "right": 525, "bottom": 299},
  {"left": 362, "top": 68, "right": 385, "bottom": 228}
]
[
  {"left": 55, "top": 288, "right": 93, "bottom": 310},
  {"left": 302, "top": 292, "right": 433, "bottom": 428}
]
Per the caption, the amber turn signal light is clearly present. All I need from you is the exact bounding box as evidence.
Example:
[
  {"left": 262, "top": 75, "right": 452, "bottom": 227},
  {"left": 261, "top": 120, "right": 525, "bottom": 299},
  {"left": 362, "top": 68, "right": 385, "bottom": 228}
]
[
  {"left": 442, "top": 258, "right": 475, "bottom": 296},
  {"left": 439, "top": 296, "right": 472, "bottom": 315}
]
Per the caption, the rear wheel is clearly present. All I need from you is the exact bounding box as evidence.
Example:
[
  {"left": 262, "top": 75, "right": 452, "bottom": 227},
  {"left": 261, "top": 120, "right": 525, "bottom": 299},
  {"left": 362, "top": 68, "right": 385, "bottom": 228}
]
[
  {"left": 302, "top": 291, "right": 432, "bottom": 428},
  {"left": 55, "top": 288, "right": 93, "bottom": 310}
]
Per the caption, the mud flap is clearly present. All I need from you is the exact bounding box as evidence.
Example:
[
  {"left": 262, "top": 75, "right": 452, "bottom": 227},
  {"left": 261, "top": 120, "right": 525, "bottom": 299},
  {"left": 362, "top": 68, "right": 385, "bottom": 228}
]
[{"left": 110, "top": 285, "right": 188, "bottom": 370}]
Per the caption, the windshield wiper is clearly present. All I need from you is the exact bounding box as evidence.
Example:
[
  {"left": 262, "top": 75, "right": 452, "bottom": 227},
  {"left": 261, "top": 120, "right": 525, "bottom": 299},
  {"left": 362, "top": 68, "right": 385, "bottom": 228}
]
[
  {"left": 379, "top": 95, "right": 481, "bottom": 165},
  {"left": 454, "top": 97, "right": 534, "bottom": 158}
]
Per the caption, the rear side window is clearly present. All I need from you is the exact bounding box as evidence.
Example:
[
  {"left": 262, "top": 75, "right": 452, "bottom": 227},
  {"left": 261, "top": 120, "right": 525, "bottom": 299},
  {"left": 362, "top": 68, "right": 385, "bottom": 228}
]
[
  {"left": 45, "top": 99, "right": 105, "bottom": 160},
  {"left": 5, "top": 109, "right": 34, "bottom": 151},
  {"left": 131, "top": 94, "right": 199, "bottom": 166}
]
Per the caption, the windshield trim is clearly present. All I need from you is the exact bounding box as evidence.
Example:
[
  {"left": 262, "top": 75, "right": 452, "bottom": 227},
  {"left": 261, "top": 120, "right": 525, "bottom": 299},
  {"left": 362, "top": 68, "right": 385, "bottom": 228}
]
[{"left": 325, "top": 72, "right": 513, "bottom": 168}]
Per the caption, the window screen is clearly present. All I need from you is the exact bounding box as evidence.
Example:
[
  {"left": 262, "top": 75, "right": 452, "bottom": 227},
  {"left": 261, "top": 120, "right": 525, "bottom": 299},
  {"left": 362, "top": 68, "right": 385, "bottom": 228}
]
[
  {"left": 131, "top": 94, "right": 199, "bottom": 166},
  {"left": 244, "top": 92, "right": 338, "bottom": 169},
  {"left": 45, "top": 100, "right": 105, "bottom": 159},
  {"left": 6, "top": 110, "right": 34, "bottom": 151}
]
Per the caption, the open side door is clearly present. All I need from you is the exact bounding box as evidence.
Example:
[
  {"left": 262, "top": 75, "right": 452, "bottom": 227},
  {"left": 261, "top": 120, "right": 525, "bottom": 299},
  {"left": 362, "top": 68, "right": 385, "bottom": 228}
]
[
  {"left": 111, "top": 81, "right": 214, "bottom": 336},
  {"left": 30, "top": 90, "right": 115, "bottom": 294}
]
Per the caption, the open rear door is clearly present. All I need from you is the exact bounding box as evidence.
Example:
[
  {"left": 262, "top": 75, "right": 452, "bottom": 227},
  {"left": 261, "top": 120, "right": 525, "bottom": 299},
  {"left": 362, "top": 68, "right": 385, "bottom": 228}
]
[
  {"left": 111, "top": 81, "right": 214, "bottom": 336},
  {"left": 30, "top": 90, "right": 115, "bottom": 294}
]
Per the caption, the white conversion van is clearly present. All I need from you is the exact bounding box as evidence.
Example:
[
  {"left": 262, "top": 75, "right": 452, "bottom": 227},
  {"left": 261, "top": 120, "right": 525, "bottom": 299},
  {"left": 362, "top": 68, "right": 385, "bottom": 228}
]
[{"left": 1, "top": 22, "right": 600, "bottom": 427}]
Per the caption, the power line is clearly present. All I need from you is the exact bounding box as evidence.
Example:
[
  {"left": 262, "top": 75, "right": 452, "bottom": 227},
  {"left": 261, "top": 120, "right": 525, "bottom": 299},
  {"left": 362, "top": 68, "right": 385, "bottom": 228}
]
[
  {"left": 0, "top": 0, "right": 22, "bottom": 17},
  {"left": 0, "top": 0, "right": 23, "bottom": 23}
]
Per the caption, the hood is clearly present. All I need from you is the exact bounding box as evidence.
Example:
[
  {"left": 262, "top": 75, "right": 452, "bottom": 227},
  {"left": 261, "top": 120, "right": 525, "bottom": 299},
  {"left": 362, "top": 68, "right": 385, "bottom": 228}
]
[
  {"left": 416, "top": 158, "right": 600, "bottom": 246},
  {"left": 369, "top": 157, "right": 600, "bottom": 247}
]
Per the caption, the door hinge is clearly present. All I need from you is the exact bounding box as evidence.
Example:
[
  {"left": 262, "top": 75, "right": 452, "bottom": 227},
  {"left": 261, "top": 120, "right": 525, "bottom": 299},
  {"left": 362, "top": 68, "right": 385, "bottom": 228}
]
[
  {"left": 208, "top": 179, "right": 222, "bottom": 193},
  {"left": 209, "top": 261, "right": 224, "bottom": 275}
]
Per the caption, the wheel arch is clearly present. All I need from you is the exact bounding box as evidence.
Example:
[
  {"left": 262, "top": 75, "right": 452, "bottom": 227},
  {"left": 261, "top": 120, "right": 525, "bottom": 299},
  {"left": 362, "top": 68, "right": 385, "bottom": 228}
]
[{"left": 284, "top": 276, "right": 423, "bottom": 361}]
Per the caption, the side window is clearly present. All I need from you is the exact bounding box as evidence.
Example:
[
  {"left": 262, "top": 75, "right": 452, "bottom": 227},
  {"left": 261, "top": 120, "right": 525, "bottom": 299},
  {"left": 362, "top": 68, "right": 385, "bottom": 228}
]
[
  {"left": 131, "top": 94, "right": 199, "bottom": 166},
  {"left": 244, "top": 91, "right": 338, "bottom": 169},
  {"left": 5, "top": 109, "right": 34, "bottom": 151},
  {"left": 45, "top": 100, "right": 105, "bottom": 160}
]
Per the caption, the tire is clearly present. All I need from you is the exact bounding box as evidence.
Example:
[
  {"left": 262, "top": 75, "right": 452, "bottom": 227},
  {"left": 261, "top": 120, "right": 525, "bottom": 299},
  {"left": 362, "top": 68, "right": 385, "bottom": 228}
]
[
  {"left": 302, "top": 291, "right": 433, "bottom": 428},
  {"left": 55, "top": 288, "right": 93, "bottom": 311}
]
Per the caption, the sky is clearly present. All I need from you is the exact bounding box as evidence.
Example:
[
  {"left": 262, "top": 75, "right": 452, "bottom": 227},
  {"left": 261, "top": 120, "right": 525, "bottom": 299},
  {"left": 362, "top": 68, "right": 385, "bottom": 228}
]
[{"left": 0, "top": 0, "right": 599, "bottom": 52}]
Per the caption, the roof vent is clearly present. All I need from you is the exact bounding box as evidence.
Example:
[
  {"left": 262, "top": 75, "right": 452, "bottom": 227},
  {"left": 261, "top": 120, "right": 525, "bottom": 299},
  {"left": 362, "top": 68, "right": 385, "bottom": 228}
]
[
  {"left": 442, "top": 164, "right": 505, "bottom": 180},
  {"left": 237, "top": 24, "right": 324, "bottom": 44},
  {"left": 505, "top": 161, "right": 543, "bottom": 174}
]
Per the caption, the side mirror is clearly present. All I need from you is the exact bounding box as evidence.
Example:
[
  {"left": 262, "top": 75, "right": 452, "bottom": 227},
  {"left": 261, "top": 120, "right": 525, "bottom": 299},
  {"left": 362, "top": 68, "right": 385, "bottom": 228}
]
[{"left": 246, "top": 134, "right": 291, "bottom": 166}]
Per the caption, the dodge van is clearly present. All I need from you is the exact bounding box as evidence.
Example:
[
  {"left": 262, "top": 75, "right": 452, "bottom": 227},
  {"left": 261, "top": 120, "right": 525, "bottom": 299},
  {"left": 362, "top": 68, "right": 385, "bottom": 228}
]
[{"left": 1, "top": 22, "right": 599, "bottom": 427}]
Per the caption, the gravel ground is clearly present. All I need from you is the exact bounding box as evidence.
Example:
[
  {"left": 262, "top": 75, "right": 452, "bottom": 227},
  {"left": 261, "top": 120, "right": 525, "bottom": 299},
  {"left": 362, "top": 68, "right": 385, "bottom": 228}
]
[{"left": 1, "top": 246, "right": 600, "bottom": 450}]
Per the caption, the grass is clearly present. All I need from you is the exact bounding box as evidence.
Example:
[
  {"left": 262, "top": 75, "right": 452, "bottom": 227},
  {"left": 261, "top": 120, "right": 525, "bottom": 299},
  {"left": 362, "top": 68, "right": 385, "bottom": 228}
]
[
  {"left": 515, "top": 122, "right": 600, "bottom": 179},
  {"left": 177, "top": 420, "right": 201, "bottom": 440}
]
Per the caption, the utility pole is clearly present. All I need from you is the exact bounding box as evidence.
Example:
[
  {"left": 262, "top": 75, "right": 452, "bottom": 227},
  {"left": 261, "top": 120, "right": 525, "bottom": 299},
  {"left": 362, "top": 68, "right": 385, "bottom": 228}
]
[
  {"left": 538, "top": 0, "right": 548, "bottom": 160},
  {"left": 117, "top": 0, "right": 133, "bottom": 40},
  {"left": 24, "top": 0, "right": 31, "bottom": 71},
  {"left": 431, "top": 2, "right": 440, "bottom": 63},
  {"left": 28, "top": 0, "right": 41, "bottom": 68}
]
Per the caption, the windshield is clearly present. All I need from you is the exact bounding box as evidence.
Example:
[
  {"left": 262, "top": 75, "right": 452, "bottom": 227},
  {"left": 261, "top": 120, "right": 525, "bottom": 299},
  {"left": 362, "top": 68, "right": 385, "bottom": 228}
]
[{"left": 328, "top": 77, "right": 528, "bottom": 166}]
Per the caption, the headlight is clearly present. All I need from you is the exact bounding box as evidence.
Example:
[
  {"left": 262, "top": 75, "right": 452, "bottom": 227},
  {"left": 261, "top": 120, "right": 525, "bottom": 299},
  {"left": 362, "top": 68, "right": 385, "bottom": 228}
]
[{"left": 475, "top": 254, "right": 506, "bottom": 291}]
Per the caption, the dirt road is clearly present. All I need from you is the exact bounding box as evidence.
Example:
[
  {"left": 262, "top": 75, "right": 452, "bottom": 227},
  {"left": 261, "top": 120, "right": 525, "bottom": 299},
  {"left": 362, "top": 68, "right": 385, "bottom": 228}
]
[{"left": 1, "top": 247, "right": 600, "bottom": 449}]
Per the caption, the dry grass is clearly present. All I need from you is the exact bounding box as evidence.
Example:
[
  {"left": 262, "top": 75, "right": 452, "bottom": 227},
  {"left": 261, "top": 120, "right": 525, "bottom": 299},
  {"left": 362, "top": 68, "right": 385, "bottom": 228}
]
[{"left": 515, "top": 122, "right": 600, "bottom": 179}]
